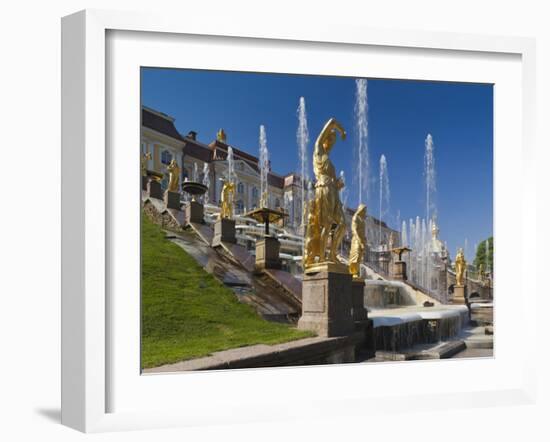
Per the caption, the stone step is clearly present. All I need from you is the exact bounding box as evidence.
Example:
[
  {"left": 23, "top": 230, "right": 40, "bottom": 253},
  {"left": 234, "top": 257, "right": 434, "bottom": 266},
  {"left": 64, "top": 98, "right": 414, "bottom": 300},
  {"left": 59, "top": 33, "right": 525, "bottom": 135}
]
[{"left": 372, "top": 340, "right": 466, "bottom": 362}]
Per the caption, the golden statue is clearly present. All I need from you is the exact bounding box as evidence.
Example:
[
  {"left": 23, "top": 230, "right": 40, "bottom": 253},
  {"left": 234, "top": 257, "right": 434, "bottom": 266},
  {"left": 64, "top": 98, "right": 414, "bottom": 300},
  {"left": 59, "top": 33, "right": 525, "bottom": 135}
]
[
  {"left": 304, "top": 199, "right": 321, "bottom": 267},
  {"left": 217, "top": 128, "right": 227, "bottom": 143},
  {"left": 166, "top": 159, "right": 181, "bottom": 192},
  {"left": 141, "top": 152, "right": 152, "bottom": 177},
  {"left": 220, "top": 179, "right": 235, "bottom": 219},
  {"left": 305, "top": 118, "right": 347, "bottom": 268},
  {"left": 349, "top": 204, "right": 367, "bottom": 279},
  {"left": 455, "top": 248, "right": 466, "bottom": 286}
]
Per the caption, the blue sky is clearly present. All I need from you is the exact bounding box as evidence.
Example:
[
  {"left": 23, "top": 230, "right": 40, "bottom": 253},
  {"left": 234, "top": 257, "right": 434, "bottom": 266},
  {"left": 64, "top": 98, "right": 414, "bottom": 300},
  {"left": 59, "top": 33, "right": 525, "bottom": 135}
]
[{"left": 142, "top": 68, "right": 493, "bottom": 261}]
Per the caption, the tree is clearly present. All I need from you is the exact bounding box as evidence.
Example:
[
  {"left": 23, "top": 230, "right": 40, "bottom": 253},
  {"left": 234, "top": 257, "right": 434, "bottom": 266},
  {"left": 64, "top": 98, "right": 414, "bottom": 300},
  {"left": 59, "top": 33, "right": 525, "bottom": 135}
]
[{"left": 474, "top": 236, "right": 493, "bottom": 273}]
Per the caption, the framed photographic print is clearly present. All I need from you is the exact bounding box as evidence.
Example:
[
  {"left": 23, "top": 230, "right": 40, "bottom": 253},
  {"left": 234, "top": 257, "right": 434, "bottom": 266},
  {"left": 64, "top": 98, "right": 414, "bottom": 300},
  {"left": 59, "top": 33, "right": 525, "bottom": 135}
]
[{"left": 61, "top": 9, "right": 537, "bottom": 433}]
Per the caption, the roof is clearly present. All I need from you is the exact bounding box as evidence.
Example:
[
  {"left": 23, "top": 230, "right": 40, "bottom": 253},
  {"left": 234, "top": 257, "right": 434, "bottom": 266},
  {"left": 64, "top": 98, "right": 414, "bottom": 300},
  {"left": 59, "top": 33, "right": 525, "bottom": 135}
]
[
  {"left": 140, "top": 106, "right": 291, "bottom": 190},
  {"left": 141, "top": 107, "right": 184, "bottom": 141},
  {"left": 182, "top": 138, "right": 213, "bottom": 162}
]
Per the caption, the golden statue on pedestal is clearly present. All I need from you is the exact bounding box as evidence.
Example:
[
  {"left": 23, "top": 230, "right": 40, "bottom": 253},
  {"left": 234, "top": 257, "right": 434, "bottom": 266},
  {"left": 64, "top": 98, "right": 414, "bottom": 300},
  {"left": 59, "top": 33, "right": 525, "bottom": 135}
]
[
  {"left": 220, "top": 179, "right": 235, "bottom": 219},
  {"left": 217, "top": 128, "right": 227, "bottom": 143},
  {"left": 304, "top": 118, "right": 347, "bottom": 271},
  {"left": 304, "top": 199, "right": 321, "bottom": 267},
  {"left": 166, "top": 159, "right": 181, "bottom": 192},
  {"left": 455, "top": 248, "right": 466, "bottom": 286},
  {"left": 141, "top": 152, "right": 152, "bottom": 177},
  {"left": 349, "top": 204, "right": 367, "bottom": 279}
]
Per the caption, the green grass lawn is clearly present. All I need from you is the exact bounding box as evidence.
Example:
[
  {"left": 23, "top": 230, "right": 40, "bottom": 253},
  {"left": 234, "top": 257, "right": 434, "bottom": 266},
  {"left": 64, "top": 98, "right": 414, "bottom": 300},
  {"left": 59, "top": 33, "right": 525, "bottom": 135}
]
[{"left": 141, "top": 214, "right": 312, "bottom": 368}]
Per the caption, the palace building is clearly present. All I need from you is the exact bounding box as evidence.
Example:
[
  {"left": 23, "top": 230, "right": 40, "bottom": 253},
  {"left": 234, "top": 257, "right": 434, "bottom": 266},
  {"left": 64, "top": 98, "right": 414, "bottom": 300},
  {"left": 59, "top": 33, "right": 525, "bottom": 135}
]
[{"left": 140, "top": 105, "right": 398, "bottom": 256}]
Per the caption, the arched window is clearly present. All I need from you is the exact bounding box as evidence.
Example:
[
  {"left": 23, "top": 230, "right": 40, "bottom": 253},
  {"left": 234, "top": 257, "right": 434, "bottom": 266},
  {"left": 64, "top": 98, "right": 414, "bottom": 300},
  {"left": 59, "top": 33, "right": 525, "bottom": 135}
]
[
  {"left": 237, "top": 182, "right": 245, "bottom": 194},
  {"left": 161, "top": 150, "right": 173, "bottom": 165},
  {"left": 252, "top": 186, "right": 258, "bottom": 198}
]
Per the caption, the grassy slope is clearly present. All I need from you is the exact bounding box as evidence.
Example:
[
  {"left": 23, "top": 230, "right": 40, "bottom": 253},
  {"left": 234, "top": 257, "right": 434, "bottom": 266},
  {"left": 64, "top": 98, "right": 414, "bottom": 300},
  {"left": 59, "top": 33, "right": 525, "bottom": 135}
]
[{"left": 141, "top": 214, "right": 312, "bottom": 368}]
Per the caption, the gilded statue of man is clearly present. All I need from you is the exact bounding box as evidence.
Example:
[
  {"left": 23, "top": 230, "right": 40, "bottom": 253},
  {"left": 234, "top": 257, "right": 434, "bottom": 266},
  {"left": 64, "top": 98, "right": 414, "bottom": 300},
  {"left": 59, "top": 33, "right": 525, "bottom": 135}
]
[
  {"left": 455, "top": 248, "right": 466, "bottom": 286},
  {"left": 304, "top": 198, "right": 321, "bottom": 267},
  {"left": 312, "top": 118, "right": 346, "bottom": 263},
  {"left": 349, "top": 204, "right": 367, "bottom": 279},
  {"left": 166, "top": 159, "right": 180, "bottom": 192},
  {"left": 220, "top": 179, "right": 235, "bottom": 219}
]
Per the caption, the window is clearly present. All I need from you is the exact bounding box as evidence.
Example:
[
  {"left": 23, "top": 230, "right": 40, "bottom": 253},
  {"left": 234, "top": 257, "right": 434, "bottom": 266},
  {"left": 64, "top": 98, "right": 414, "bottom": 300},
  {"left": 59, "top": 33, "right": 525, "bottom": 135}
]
[
  {"left": 274, "top": 198, "right": 280, "bottom": 208},
  {"left": 237, "top": 182, "right": 244, "bottom": 194},
  {"left": 161, "top": 150, "right": 173, "bottom": 165},
  {"left": 251, "top": 187, "right": 258, "bottom": 198},
  {"left": 236, "top": 200, "right": 244, "bottom": 214}
]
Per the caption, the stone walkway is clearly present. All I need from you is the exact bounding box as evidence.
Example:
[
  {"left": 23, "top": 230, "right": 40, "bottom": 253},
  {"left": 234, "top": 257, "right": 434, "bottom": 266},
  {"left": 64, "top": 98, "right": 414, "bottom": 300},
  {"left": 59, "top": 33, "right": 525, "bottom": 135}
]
[{"left": 143, "top": 334, "right": 361, "bottom": 373}]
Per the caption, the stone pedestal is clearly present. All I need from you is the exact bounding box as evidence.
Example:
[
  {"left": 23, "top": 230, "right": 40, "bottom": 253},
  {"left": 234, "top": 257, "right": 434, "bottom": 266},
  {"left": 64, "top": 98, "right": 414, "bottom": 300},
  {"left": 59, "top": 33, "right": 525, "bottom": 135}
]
[
  {"left": 298, "top": 270, "right": 354, "bottom": 337},
  {"left": 255, "top": 236, "right": 281, "bottom": 271},
  {"left": 164, "top": 190, "right": 181, "bottom": 210},
  {"left": 147, "top": 180, "right": 162, "bottom": 200},
  {"left": 212, "top": 218, "right": 236, "bottom": 247},
  {"left": 452, "top": 284, "right": 466, "bottom": 304},
  {"left": 393, "top": 260, "right": 408, "bottom": 281},
  {"left": 185, "top": 200, "right": 204, "bottom": 223},
  {"left": 141, "top": 176, "right": 148, "bottom": 191},
  {"left": 351, "top": 278, "right": 368, "bottom": 328}
]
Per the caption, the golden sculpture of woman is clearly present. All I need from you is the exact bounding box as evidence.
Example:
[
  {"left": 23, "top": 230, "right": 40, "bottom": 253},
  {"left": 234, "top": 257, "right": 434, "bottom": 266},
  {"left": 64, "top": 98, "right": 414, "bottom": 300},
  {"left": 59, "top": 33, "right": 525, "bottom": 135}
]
[
  {"left": 310, "top": 117, "right": 347, "bottom": 264},
  {"left": 349, "top": 204, "right": 367, "bottom": 279},
  {"left": 304, "top": 199, "right": 321, "bottom": 267},
  {"left": 217, "top": 128, "right": 227, "bottom": 143},
  {"left": 166, "top": 159, "right": 181, "bottom": 192},
  {"left": 455, "top": 248, "right": 467, "bottom": 286},
  {"left": 141, "top": 152, "right": 152, "bottom": 177},
  {"left": 220, "top": 179, "right": 235, "bottom": 219}
]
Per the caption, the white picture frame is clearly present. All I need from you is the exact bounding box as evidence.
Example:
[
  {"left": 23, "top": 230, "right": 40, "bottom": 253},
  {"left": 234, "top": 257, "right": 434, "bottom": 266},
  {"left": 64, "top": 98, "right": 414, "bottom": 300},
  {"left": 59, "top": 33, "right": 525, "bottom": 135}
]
[{"left": 61, "top": 9, "right": 537, "bottom": 433}]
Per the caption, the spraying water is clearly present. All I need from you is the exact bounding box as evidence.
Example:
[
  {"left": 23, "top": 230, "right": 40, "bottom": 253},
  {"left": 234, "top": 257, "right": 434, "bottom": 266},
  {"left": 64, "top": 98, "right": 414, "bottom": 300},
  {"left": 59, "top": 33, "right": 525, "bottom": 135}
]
[
  {"left": 421, "top": 218, "right": 427, "bottom": 287},
  {"left": 378, "top": 154, "right": 390, "bottom": 247},
  {"left": 259, "top": 125, "right": 269, "bottom": 208},
  {"left": 227, "top": 146, "right": 235, "bottom": 183},
  {"left": 339, "top": 170, "right": 348, "bottom": 210},
  {"left": 401, "top": 220, "right": 408, "bottom": 247},
  {"left": 202, "top": 163, "right": 210, "bottom": 205},
  {"left": 297, "top": 97, "right": 310, "bottom": 226},
  {"left": 193, "top": 162, "right": 198, "bottom": 182},
  {"left": 355, "top": 79, "right": 369, "bottom": 205},
  {"left": 424, "top": 134, "right": 436, "bottom": 224}
]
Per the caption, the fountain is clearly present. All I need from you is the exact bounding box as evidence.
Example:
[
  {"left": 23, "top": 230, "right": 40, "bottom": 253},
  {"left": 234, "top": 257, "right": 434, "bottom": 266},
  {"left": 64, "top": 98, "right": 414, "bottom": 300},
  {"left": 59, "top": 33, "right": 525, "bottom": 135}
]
[
  {"left": 227, "top": 146, "right": 235, "bottom": 183},
  {"left": 401, "top": 220, "right": 408, "bottom": 247},
  {"left": 424, "top": 134, "right": 436, "bottom": 224},
  {"left": 244, "top": 206, "right": 287, "bottom": 271},
  {"left": 259, "top": 125, "right": 269, "bottom": 208},
  {"left": 339, "top": 170, "right": 348, "bottom": 210},
  {"left": 378, "top": 154, "right": 390, "bottom": 247},
  {"left": 202, "top": 163, "right": 210, "bottom": 205},
  {"left": 181, "top": 179, "right": 208, "bottom": 224},
  {"left": 355, "top": 78, "right": 369, "bottom": 205},
  {"left": 391, "top": 246, "right": 411, "bottom": 280},
  {"left": 297, "top": 97, "right": 309, "bottom": 227}
]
